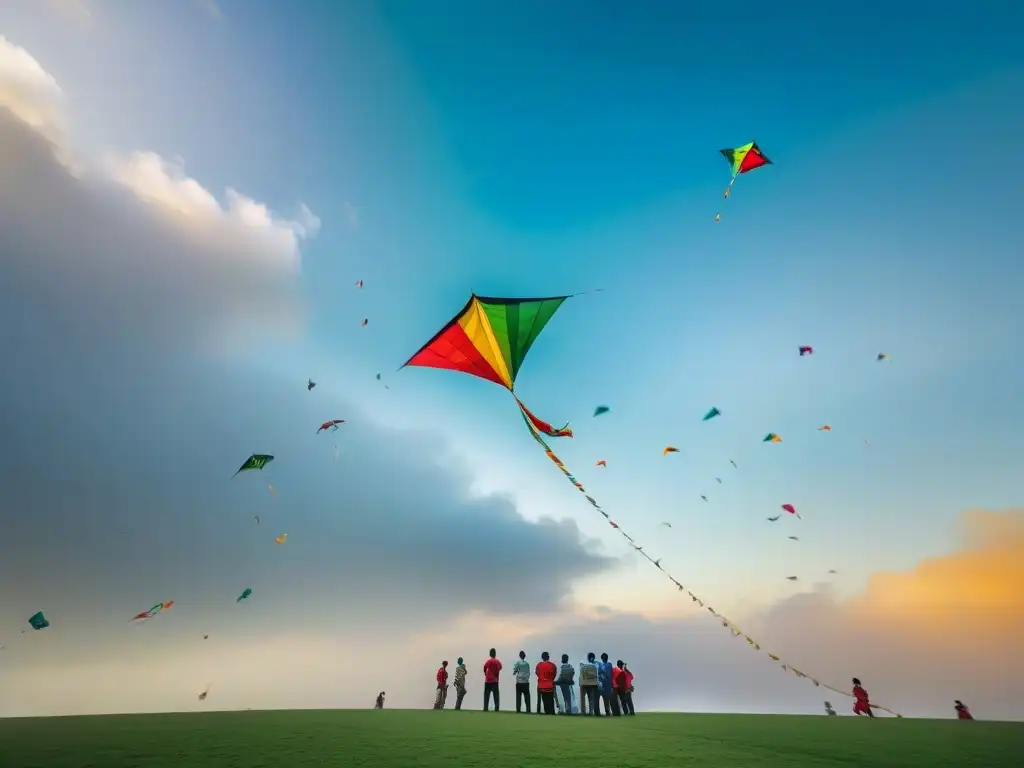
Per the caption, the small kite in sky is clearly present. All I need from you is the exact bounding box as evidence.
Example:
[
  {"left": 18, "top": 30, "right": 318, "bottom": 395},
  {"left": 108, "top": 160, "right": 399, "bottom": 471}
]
[
  {"left": 360, "top": 318, "right": 368, "bottom": 327},
  {"left": 766, "top": 515, "right": 781, "bottom": 522},
  {"left": 763, "top": 433, "right": 782, "bottom": 443},
  {"left": 355, "top": 280, "right": 363, "bottom": 288},
  {"left": 307, "top": 378, "right": 316, "bottom": 391},
  {"left": 198, "top": 684, "right": 211, "bottom": 701},
  {"left": 237, "top": 588, "right": 252, "bottom": 603},
  {"left": 593, "top": 405, "right": 610, "bottom": 417},
  {"left": 828, "top": 569, "right": 838, "bottom": 574},
  {"left": 267, "top": 484, "right": 276, "bottom": 496},
  {"left": 703, "top": 407, "right": 721, "bottom": 421},
  {"left": 275, "top": 533, "right": 288, "bottom": 544},
  {"left": 788, "top": 536, "right": 800, "bottom": 541},
  {"left": 376, "top": 373, "right": 390, "bottom": 389},
  {"left": 253, "top": 515, "right": 260, "bottom": 525},
  {"left": 28, "top": 611, "right": 49, "bottom": 631},
  {"left": 233, "top": 454, "right": 274, "bottom": 477},
  {"left": 786, "top": 576, "right": 798, "bottom": 581},
  {"left": 730, "top": 460, "right": 738, "bottom": 469},
  {"left": 131, "top": 601, "right": 173, "bottom": 623},
  {"left": 700, "top": 495, "right": 708, "bottom": 503},
  {"left": 818, "top": 424, "right": 832, "bottom": 432},
  {"left": 715, "top": 477, "right": 722, "bottom": 484},
  {"left": 595, "top": 460, "right": 607, "bottom": 467},
  {"left": 716, "top": 141, "right": 772, "bottom": 222},
  {"left": 781, "top": 503, "right": 801, "bottom": 519},
  {"left": 317, "top": 419, "right": 345, "bottom": 434},
  {"left": 661, "top": 522, "right": 672, "bottom": 528},
  {"left": 663, "top": 446, "right": 679, "bottom": 456},
  {"left": 799, "top": 346, "right": 813, "bottom": 356},
  {"left": 877, "top": 352, "right": 889, "bottom": 361}
]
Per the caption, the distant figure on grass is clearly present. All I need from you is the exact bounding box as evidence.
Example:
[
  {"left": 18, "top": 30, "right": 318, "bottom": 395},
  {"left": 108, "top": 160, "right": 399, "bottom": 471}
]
[
  {"left": 824, "top": 701, "right": 837, "bottom": 716},
  {"left": 513, "top": 650, "right": 533, "bottom": 713},
  {"left": 954, "top": 700, "right": 974, "bottom": 720},
  {"left": 579, "top": 652, "right": 601, "bottom": 716},
  {"left": 535, "top": 651, "right": 557, "bottom": 715},
  {"left": 598, "top": 652, "right": 619, "bottom": 716},
  {"left": 852, "top": 678, "right": 874, "bottom": 718},
  {"left": 483, "top": 648, "right": 503, "bottom": 711},
  {"left": 557, "top": 654, "right": 576, "bottom": 715},
  {"left": 434, "top": 660, "right": 449, "bottom": 709},
  {"left": 453, "top": 658, "right": 468, "bottom": 710},
  {"left": 374, "top": 691, "right": 386, "bottom": 709}
]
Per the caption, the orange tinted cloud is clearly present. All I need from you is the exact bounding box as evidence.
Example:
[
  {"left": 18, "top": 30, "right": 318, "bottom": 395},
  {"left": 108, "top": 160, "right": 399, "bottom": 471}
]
[{"left": 757, "top": 508, "right": 1024, "bottom": 717}]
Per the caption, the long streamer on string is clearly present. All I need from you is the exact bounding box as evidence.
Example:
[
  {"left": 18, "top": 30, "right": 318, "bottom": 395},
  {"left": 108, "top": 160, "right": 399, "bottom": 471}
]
[{"left": 520, "top": 412, "right": 903, "bottom": 717}]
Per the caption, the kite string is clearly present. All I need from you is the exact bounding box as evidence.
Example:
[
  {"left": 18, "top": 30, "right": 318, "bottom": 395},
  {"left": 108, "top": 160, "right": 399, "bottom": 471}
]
[{"left": 521, "top": 415, "right": 903, "bottom": 717}]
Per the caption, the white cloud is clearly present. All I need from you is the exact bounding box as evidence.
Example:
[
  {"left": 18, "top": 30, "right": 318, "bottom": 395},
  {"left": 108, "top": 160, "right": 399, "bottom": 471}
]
[
  {"left": 0, "top": 35, "right": 318, "bottom": 353},
  {"left": 0, "top": 35, "right": 64, "bottom": 144}
]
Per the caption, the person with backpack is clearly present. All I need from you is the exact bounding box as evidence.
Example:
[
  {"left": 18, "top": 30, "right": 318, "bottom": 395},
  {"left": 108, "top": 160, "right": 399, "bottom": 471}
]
[{"left": 578, "top": 652, "right": 601, "bottom": 715}]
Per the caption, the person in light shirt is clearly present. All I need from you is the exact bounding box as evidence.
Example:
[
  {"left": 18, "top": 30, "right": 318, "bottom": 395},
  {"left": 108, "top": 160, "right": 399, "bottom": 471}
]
[
  {"left": 578, "top": 652, "right": 601, "bottom": 715},
  {"left": 453, "top": 658, "right": 468, "bottom": 710},
  {"left": 512, "top": 650, "right": 532, "bottom": 713}
]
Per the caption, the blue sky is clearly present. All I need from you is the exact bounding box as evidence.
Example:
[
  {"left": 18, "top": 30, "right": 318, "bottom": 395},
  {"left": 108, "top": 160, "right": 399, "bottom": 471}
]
[{"left": 1, "top": 0, "right": 1022, "bottom": 717}]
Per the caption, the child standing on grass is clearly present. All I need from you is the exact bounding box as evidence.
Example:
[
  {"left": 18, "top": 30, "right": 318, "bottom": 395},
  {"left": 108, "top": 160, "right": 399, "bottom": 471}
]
[{"left": 852, "top": 678, "right": 874, "bottom": 718}]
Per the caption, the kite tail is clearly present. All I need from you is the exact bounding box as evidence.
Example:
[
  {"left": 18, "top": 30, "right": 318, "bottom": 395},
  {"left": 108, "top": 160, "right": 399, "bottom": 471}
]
[
  {"left": 715, "top": 173, "right": 739, "bottom": 222},
  {"left": 519, "top": 415, "right": 904, "bottom": 717},
  {"left": 515, "top": 397, "right": 573, "bottom": 438}
]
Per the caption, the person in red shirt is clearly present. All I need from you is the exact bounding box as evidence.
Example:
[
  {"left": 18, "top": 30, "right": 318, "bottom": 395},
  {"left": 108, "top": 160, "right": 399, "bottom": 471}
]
[
  {"left": 622, "top": 663, "right": 636, "bottom": 715},
  {"left": 534, "top": 651, "right": 558, "bottom": 715},
  {"left": 483, "top": 648, "right": 503, "bottom": 711},
  {"left": 614, "top": 660, "right": 634, "bottom": 716},
  {"left": 852, "top": 677, "right": 874, "bottom": 717},
  {"left": 433, "top": 660, "right": 449, "bottom": 709},
  {"left": 954, "top": 700, "right": 974, "bottom": 720}
]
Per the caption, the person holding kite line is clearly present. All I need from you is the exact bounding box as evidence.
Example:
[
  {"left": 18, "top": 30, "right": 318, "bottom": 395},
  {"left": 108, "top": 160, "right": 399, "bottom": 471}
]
[{"left": 852, "top": 678, "right": 875, "bottom": 717}]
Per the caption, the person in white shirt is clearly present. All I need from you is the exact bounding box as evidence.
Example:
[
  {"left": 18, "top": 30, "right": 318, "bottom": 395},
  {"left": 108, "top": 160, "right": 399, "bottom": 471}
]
[{"left": 512, "top": 650, "right": 533, "bottom": 713}]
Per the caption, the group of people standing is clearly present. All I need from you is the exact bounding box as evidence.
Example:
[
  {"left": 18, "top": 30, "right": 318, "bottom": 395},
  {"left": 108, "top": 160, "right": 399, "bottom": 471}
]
[{"left": 432, "top": 648, "right": 637, "bottom": 716}]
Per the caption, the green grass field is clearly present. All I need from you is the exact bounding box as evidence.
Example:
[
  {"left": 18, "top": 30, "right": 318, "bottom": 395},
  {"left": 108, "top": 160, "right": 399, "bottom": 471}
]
[{"left": 1, "top": 710, "right": 1021, "bottom": 767}]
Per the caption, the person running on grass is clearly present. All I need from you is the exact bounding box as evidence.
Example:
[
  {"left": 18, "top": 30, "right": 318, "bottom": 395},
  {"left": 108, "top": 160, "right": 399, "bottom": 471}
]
[
  {"left": 374, "top": 691, "right": 385, "bottom": 709},
  {"left": 512, "top": 650, "right": 533, "bottom": 713},
  {"left": 852, "top": 677, "right": 874, "bottom": 718},
  {"left": 954, "top": 700, "right": 974, "bottom": 720},
  {"left": 483, "top": 648, "right": 502, "bottom": 711}
]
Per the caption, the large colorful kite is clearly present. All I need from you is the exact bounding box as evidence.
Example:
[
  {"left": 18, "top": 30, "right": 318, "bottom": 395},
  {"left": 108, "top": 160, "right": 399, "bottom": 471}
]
[
  {"left": 716, "top": 141, "right": 772, "bottom": 222},
  {"left": 402, "top": 294, "right": 574, "bottom": 438}
]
